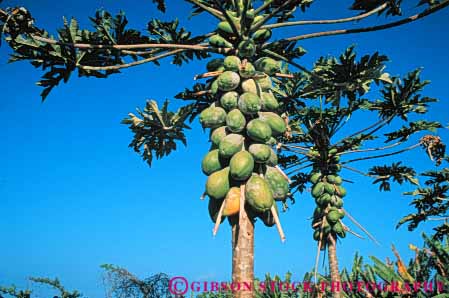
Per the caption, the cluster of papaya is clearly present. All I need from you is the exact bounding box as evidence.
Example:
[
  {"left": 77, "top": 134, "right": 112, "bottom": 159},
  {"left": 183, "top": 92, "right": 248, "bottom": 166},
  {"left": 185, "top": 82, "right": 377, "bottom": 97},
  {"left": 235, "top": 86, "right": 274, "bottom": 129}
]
[
  {"left": 309, "top": 149, "right": 347, "bottom": 249},
  {"left": 209, "top": 9, "right": 272, "bottom": 56},
  {"left": 198, "top": 54, "right": 289, "bottom": 237}
]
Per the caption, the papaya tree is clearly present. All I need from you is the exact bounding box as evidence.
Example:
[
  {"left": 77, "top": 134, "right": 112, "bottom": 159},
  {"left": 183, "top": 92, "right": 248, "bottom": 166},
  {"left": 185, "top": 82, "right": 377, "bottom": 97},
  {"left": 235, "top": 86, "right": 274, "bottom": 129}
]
[{"left": 1, "top": 1, "right": 448, "bottom": 298}]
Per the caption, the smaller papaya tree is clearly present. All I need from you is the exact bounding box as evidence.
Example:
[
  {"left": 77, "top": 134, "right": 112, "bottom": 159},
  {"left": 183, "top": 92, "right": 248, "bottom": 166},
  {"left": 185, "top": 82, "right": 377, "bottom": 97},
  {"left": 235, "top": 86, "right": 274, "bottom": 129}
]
[{"left": 274, "top": 47, "right": 445, "bottom": 297}]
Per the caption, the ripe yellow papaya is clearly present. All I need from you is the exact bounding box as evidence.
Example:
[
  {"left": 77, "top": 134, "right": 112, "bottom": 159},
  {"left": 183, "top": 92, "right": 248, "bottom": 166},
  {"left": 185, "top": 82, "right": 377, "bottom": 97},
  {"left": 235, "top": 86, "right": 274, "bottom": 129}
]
[{"left": 223, "top": 187, "right": 240, "bottom": 216}]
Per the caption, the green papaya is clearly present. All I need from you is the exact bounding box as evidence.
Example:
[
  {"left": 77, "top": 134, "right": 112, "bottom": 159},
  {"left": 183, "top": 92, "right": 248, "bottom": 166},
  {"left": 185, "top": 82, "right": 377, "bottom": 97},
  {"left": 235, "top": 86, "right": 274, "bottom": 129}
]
[
  {"left": 246, "top": 119, "right": 272, "bottom": 143},
  {"left": 252, "top": 29, "right": 272, "bottom": 43},
  {"left": 210, "top": 126, "right": 227, "bottom": 147},
  {"left": 324, "top": 182, "right": 335, "bottom": 195},
  {"left": 210, "top": 79, "right": 219, "bottom": 95},
  {"left": 217, "top": 71, "right": 241, "bottom": 91},
  {"left": 248, "top": 143, "right": 271, "bottom": 163},
  {"left": 317, "top": 193, "right": 331, "bottom": 206},
  {"left": 238, "top": 39, "right": 256, "bottom": 58},
  {"left": 208, "top": 198, "right": 225, "bottom": 223},
  {"left": 332, "top": 196, "right": 344, "bottom": 208},
  {"left": 239, "top": 62, "right": 256, "bottom": 78},
  {"left": 258, "top": 202, "right": 278, "bottom": 227},
  {"left": 267, "top": 148, "right": 278, "bottom": 166},
  {"left": 313, "top": 230, "right": 321, "bottom": 241},
  {"left": 241, "top": 79, "right": 260, "bottom": 95},
  {"left": 313, "top": 207, "right": 323, "bottom": 218},
  {"left": 209, "top": 34, "right": 233, "bottom": 48},
  {"left": 238, "top": 92, "right": 261, "bottom": 115},
  {"left": 202, "top": 149, "right": 224, "bottom": 175},
  {"left": 230, "top": 151, "right": 254, "bottom": 181},
  {"left": 226, "top": 109, "right": 246, "bottom": 133},
  {"left": 334, "top": 176, "right": 343, "bottom": 185},
  {"left": 255, "top": 57, "right": 281, "bottom": 76},
  {"left": 207, "top": 58, "right": 224, "bottom": 72},
  {"left": 310, "top": 172, "right": 322, "bottom": 184},
  {"left": 328, "top": 148, "right": 338, "bottom": 155},
  {"left": 326, "top": 210, "right": 341, "bottom": 224},
  {"left": 254, "top": 73, "right": 272, "bottom": 90},
  {"left": 245, "top": 175, "right": 274, "bottom": 212},
  {"left": 258, "top": 112, "right": 286, "bottom": 136},
  {"left": 265, "top": 166, "right": 289, "bottom": 200},
  {"left": 252, "top": 15, "right": 264, "bottom": 25},
  {"left": 220, "top": 91, "right": 239, "bottom": 111},
  {"left": 199, "top": 106, "right": 227, "bottom": 128},
  {"left": 326, "top": 175, "right": 338, "bottom": 184},
  {"left": 219, "top": 134, "right": 245, "bottom": 158},
  {"left": 206, "top": 167, "right": 230, "bottom": 199},
  {"left": 217, "top": 21, "right": 235, "bottom": 35},
  {"left": 261, "top": 91, "right": 279, "bottom": 111},
  {"left": 311, "top": 182, "right": 325, "bottom": 198},
  {"left": 336, "top": 185, "right": 347, "bottom": 197},
  {"left": 223, "top": 56, "right": 241, "bottom": 72},
  {"left": 332, "top": 221, "right": 344, "bottom": 234}
]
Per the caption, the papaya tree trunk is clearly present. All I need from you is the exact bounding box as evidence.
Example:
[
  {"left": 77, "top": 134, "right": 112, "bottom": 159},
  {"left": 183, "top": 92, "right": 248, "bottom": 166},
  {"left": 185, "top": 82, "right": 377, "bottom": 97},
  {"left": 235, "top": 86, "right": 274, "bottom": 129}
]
[
  {"left": 232, "top": 207, "right": 255, "bottom": 298},
  {"left": 328, "top": 235, "right": 341, "bottom": 298}
]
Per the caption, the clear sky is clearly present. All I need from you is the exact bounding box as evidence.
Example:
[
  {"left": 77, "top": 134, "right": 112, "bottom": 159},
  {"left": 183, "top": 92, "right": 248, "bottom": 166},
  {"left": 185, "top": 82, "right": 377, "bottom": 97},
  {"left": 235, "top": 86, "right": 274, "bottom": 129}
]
[{"left": 1, "top": 1, "right": 448, "bottom": 297}]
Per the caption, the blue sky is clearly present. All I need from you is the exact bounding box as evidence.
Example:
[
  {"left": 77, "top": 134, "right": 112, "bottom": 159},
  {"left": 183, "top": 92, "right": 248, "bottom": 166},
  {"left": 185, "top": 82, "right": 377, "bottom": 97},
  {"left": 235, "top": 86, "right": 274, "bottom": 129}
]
[{"left": 0, "top": 0, "right": 448, "bottom": 297}]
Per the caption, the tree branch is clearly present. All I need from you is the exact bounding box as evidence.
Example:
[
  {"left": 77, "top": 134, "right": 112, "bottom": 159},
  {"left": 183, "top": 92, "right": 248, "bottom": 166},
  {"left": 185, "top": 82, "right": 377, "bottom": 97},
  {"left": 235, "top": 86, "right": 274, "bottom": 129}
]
[
  {"left": 254, "top": 0, "right": 274, "bottom": 15},
  {"left": 338, "top": 141, "right": 404, "bottom": 155},
  {"left": 262, "top": 3, "right": 388, "bottom": 30},
  {"left": 78, "top": 49, "right": 185, "bottom": 71},
  {"left": 281, "top": 0, "right": 449, "bottom": 42},
  {"left": 30, "top": 35, "right": 210, "bottom": 51},
  {"left": 342, "top": 143, "right": 421, "bottom": 164}
]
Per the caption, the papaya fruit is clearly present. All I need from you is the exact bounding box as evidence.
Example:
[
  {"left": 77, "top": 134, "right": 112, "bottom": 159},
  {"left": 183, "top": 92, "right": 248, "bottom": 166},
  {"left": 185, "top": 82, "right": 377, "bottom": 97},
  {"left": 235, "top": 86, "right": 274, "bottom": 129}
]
[
  {"left": 247, "top": 119, "right": 272, "bottom": 143},
  {"left": 336, "top": 185, "right": 347, "bottom": 197},
  {"left": 265, "top": 137, "right": 277, "bottom": 146},
  {"left": 323, "top": 224, "right": 332, "bottom": 236},
  {"left": 226, "top": 109, "right": 246, "bottom": 133},
  {"left": 248, "top": 143, "right": 271, "bottom": 163},
  {"left": 331, "top": 155, "right": 341, "bottom": 163},
  {"left": 223, "top": 55, "right": 241, "bottom": 72},
  {"left": 238, "top": 92, "right": 261, "bottom": 115},
  {"left": 255, "top": 57, "right": 281, "bottom": 76},
  {"left": 207, "top": 58, "right": 224, "bottom": 72},
  {"left": 328, "top": 148, "right": 338, "bottom": 155},
  {"left": 252, "top": 29, "right": 272, "bottom": 43},
  {"left": 217, "top": 21, "right": 233, "bottom": 35},
  {"left": 208, "top": 197, "right": 225, "bottom": 223},
  {"left": 217, "top": 71, "right": 241, "bottom": 91},
  {"left": 209, "top": 34, "right": 233, "bottom": 48},
  {"left": 326, "top": 175, "right": 338, "bottom": 184},
  {"left": 219, "top": 133, "right": 245, "bottom": 158},
  {"left": 332, "top": 196, "right": 344, "bottom": 208},
  {"left": 210, "top": 126, "right": 227, "bottom": 147},
  {"left": 332, "top": 221, "right": 344, "bottom": 234},
  {"left": 239, "top": 62, "right": 256, "bottom": 78},
  {"left": 317, "top": 193, "right": 331, "bottom": 206},
  {"left": 261, "top": 91, "right": 279, "bottom": 111},
  {"left": 258, "top": 202, "right": 278, "bottom": 227},
  {"left": 334, "top": 176, "right": 343, "bottom": 185},
  {"left": 326, "top": 210, "right": 341, "bottom": 224},
  {"left": 265, "top": 166, "right": 289, "bottom": 200},
  {"left": 241, "top": 79, "right": 260, "bottom": 95},
  {"left": 267, "top": 148, "right": 278, "bottom": 166},
  {"left": 202, "top": 149, "right": 224, "bottom": 175},
  {"left": 222, "top": 187, "right": 240, "bottom": 216},
  {"left": 245, "top": 175, "right": 274, "bottom": 212},
  {"left": 313, "top": 207, "right": 323, "bottom": 218},
  {"left": 238, "top": 39, "right": 256, "bottom": 58},
  {"left": 206, "top": 167, "right": 230, "bottom": 199},
  {"left": 230, "top": 151, "right": 254, "bottom": 181},
  {"left": 310, "top": 172, "right": 322, "bottom": 184},
  {"left": 220, "top": 91, "right": 239, "bottom": 111},
  {"left": 311, "top": 182, "right": 325, "bottom": 198},
  {"left": 254, "top": 73, "right": 272, "bottom": 91},
  {"left": 258, "top": 112, "right": 286, "bottom": 136},
  {"left": 324, "top": 182, "right": 335, "bottom": 195},
  {"left": 313, "top": 229, "right": 321, "bottom": 241},
  {"left": 210, "top": 79, "right": 219, "bottom": 95},
  {"left": 199, "top": 106, "right": 227, "bottom": 128}
]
